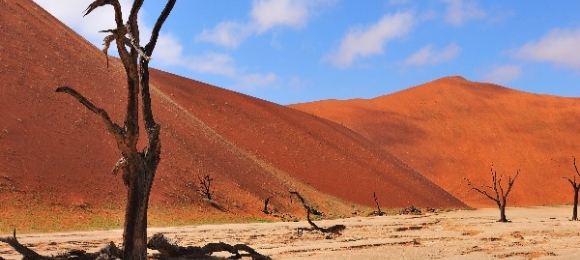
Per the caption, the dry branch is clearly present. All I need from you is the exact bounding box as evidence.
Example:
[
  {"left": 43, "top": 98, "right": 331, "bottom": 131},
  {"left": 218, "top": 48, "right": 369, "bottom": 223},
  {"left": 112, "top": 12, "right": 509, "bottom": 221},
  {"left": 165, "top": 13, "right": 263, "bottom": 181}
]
[
  {"left": 290, "top": 191, "right": 346, "bottom": 237},
  {"left": 147, "top": 233, "right": 270, "bottom": 259},
  {"left": 0, "top": 230, "right": 123, "bottom": 259},
  {"left": 0, "top": 230, "right": 43, "bottom": 259}
]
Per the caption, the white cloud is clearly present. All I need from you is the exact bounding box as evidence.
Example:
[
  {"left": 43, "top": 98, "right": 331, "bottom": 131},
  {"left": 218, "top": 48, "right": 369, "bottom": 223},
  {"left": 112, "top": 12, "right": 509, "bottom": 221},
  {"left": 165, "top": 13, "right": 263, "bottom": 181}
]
[
  {"left": 196, "top": 0, "right": 330, "bottom": 48},
  {"left": 196, "top": 21, "right": 252, "bottom": 49},
  {"left": 328, "top": 11, "right": 414, "bottom": 68},
  {"left": 183, "top": 52, "right": 238, "bottom": 76},
  {"left": 482, "top": 65, "right": 522, "bottom": 85},
  {"left": 153, "top": 33, "right": 184, "bottom": 66},
  {"left": 442, "top": 0, "right": 486, "bottom": 26},
  {"left": 234, "top": 73, "right": 278, "bottom": 91},
  {"left": 404, "top": 43, "right": 461, "bottom": 66},
  {"left": 514, "top": 28, "right": 580, "bottom": 70},
  {"left": 251, "top": 0, "right": 308, "bottom": 32}
]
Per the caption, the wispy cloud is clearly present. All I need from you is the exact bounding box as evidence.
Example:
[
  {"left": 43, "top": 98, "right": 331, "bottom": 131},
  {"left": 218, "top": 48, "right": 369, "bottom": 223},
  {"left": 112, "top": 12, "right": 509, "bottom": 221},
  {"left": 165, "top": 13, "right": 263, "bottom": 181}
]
[
  {"left": 234, "top": 73, "right": 278, "bottom": 91},
  {"left": 514, "top": 27, "right": 580, "bottom": 70},
  {"left": 251, "top": 0, "right": 309, "bottom": 32},
  {"left": 196, "top": 22, "right": 253, "bottom": 49},
  {"left": 182, "top": 52, "right": 238, "bottom": 76},
  {"left": 482, "top": 65, "right": 522, "bottom": 85},
  {"left": 196, "top": 0, "right": 329, "bottom": 48},
  {"left": 404, "top": 43, "right": 461, "bottom": 67},
  {"left": 328, "top": 11, "right": 414, "bottom": 68},
  {"left": 33, "top": 0, "right": 133, "bottom": 46},
  {"left": 442, "top": 0, "right": 486, "bottom": 26}
]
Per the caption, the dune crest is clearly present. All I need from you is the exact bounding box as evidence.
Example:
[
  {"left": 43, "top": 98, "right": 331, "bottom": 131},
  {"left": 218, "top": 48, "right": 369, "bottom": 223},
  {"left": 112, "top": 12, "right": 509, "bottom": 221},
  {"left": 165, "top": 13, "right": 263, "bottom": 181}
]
[{"left": 291, "top": 77, "right": 580, "bottom": 207}]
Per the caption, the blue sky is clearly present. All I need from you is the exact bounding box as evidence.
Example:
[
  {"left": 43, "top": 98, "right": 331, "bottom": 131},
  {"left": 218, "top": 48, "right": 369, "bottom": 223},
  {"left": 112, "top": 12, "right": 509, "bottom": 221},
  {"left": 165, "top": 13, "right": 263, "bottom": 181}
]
[{"left": 34, "top": 0, "right": 580, "bottom": 105}]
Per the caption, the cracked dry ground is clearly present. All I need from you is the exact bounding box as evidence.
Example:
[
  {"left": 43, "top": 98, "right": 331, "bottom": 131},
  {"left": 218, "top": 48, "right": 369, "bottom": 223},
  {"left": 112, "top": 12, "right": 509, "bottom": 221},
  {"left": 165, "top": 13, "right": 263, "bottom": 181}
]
[{"left": 2, "top": 206, "right": 580, "bottom": 259}]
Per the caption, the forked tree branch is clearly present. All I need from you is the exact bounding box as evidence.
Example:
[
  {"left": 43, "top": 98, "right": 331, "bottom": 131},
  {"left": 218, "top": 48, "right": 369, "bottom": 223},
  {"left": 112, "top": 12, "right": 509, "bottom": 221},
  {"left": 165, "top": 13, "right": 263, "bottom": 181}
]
[
  {"left": 504, "top": 170, "right": 520, "bottom": 197},
  {"left": 465, "top": 177, "right": 498, "bottom": 202},
  {"left": 563, "top": 157, "right": 580, "bottom": 189},
  {"left": 465, "top": 167, "right": 520, "bottom": 203},
  {"left": 128, "top": 0, "right": 144, "bottom": 47},
  {"left": 145, "top": 0, "right": 177, "bottom": 56}
]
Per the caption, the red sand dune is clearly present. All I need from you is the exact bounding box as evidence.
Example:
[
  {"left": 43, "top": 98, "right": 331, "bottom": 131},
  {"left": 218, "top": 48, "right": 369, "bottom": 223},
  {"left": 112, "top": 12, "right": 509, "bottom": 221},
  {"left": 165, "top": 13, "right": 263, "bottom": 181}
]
[
  {"left": 0, "top": 0, "right": 465, "bottom": 223},
  {"left": 291, "top": 76, "right": 580, "bottom": 207}
]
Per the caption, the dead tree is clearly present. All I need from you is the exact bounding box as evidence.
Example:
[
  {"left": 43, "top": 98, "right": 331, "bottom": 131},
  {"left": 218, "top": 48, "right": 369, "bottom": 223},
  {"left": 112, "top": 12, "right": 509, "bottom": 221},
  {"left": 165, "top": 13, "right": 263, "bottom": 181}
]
[
  {"left": 263, "top": 196, "right": 273, "bottom": 214},
  {"left": 289, "top": 191, "right": 346, "bottom": 237},
  {"left": 465, "top": 164, "right": 520, "bottom": 222},
  {"left": 197, "top": 173, "right": 213, "bottom": 201},
  {"left": 373, "top": 191, "right": 384, "bottom": 216},
  {"left": 55, "top": 0, "right": 175, "bottom": 259},
  {"left": 563, "top": 157, "right": 580, "bottom": 221}
]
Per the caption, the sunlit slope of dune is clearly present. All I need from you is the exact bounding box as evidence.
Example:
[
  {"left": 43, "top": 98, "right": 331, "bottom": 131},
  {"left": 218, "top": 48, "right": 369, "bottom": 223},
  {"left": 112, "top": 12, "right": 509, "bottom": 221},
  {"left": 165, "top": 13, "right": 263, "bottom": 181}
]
[{"left": 291, "top": 76, "right": 580, "bottom": 207}]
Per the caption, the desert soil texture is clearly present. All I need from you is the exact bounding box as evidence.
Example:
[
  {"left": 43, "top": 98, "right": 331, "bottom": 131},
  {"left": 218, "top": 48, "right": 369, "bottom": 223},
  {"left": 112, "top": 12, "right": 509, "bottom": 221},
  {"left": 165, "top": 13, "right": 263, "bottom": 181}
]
[{"left": 2, "top": 206, "right": 580, "bottom": 259}]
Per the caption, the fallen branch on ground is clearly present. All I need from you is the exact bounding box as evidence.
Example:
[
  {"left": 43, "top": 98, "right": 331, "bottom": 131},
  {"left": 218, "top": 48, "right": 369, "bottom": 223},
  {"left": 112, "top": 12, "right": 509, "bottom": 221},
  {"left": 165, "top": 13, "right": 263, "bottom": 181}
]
[
  {"left": 147, "top": 233, "right": 271, "bottom": 259},
  {"left": 289, "top": 191, "right": 346, "bottom": 238},
  {"left": 0, "top": 229, "right": 123, "bottom": 259}
]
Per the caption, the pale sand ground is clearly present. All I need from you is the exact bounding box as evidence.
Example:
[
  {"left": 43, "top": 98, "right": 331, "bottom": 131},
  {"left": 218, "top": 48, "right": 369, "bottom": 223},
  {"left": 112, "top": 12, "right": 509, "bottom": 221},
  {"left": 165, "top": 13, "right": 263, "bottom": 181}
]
[{"left": 1, "top": 206, "right": 580, "bottom": 259}]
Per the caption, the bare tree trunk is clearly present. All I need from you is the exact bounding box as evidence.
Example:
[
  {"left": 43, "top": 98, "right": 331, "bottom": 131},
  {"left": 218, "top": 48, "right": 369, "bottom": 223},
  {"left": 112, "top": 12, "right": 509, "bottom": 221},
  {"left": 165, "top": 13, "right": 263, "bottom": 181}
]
[
  {"left": 497, "top": 199, "right": 508, "bottom": 222},
  {"left": 373, "top": 192, "right": 384, "bottom": 216},
  {"left": 123, "top": 156, "right": 158, "bottom": 259},
  {"left": 263, "top": 196, "right": 273, "bottom": 214},
  {"left": 498, "top": 206, "right": 507, "bottom": 222},
  {"left": 573, "top": 187, "right": 579, "bottom": 221}
]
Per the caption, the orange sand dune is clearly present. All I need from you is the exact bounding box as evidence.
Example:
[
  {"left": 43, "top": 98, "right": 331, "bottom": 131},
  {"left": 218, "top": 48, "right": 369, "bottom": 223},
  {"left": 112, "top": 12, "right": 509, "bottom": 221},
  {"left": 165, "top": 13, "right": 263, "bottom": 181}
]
[
  {"left": 291, "top": 76, "right": 580, "bottom": 207},
  {"left": 0, "top": 0, "right": 465, "bottom": 226}
]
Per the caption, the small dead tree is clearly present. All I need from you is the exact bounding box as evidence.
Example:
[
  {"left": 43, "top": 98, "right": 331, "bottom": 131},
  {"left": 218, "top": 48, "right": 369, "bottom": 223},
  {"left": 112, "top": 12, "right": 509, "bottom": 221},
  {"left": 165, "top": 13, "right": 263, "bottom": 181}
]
[
  {"left": 465, "top": 164, "right": 520, "bottom": 222},
  {"left": 289, "top": 191, "right": 346, "bottom": 237},
  {"left": 197, "top": 173, "right": 213, "bottom": 201},
  {"left": 563, "top": 157, "right": 580, "bottom": 221},
  {"left": 263, "top": 196, "right": 273, "bottom": 214},
  {"left": 373, "top": 191, "right": 384, "bottom": 216}
]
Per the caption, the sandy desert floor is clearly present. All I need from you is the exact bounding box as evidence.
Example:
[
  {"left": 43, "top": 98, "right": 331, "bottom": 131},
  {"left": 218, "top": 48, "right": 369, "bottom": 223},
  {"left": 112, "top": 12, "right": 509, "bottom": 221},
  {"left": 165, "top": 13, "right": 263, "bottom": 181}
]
[{"left": 1, "top": 206, "right": 580, "bottom": 259}]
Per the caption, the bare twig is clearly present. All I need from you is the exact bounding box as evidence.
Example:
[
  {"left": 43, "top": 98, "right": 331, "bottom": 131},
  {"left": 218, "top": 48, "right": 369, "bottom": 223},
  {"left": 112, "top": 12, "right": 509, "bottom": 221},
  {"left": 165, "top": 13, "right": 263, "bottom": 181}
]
[{"left": 373, "top": 191, "right": 384, "bottom": 216}]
